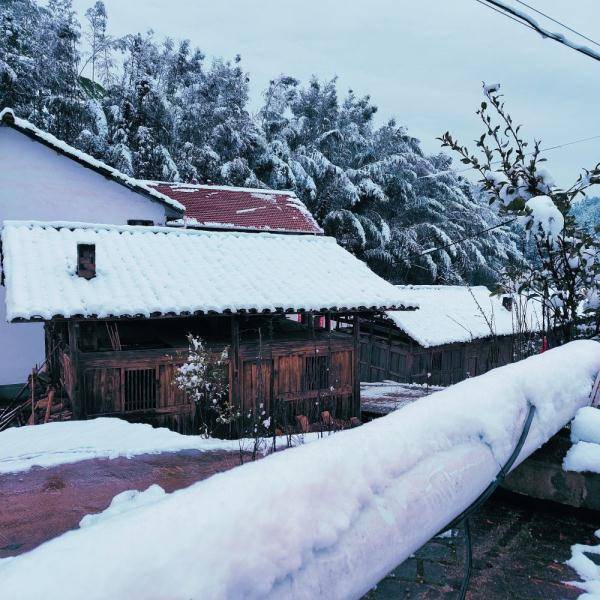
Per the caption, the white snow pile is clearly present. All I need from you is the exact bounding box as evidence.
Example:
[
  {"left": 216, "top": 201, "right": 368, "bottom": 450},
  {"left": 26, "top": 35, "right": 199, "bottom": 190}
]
[
  {"left": 0, "top": 341, "right": 598, "bottom": 600},
  {"left": 566, "top": 530, "right": 600, "bottom": 599},
  {"left": 384, "top": 285, "right": 542, "bottom": 347},
  {"left": 0, "top": 108, "right": 184, "bottom": 212},
  {"left": 79, "top": 485, "right": 167, "bottom": 529},
  {"left": 2, "top": 221, "right": 416, "bottom": 320},
  {"left": 0, "top": 418, "right": 243, "bottom": 474},
  {"left": 524, "top": 195, "right": 564, "bottom": 241},
  {"left": 563, "top": 407, "right": 600, "bottom": 475}
]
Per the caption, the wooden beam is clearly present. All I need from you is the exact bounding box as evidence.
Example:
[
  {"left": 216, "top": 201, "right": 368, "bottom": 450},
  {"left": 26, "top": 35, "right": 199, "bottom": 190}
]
[
  {"left": 230, "top": 316, "right": 241, "bottom": 410},
  {"left": 67, "top": 321, "right": 83, "bottom": 419},
  {"left": 353, "top": 314, "right": 361, "bottom": 417}
]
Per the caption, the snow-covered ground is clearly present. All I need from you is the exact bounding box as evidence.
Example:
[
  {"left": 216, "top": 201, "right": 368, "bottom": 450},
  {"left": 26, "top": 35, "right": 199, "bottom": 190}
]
[
  {"left": 0, "top": 340, "right": 597, "bottom": 600},
  {"left": 567, "top": 530, "right": 600, "bottom": 599},
  {"left": 563, "top": 407, "right": 600, "bottom": 474},
  {"left": 0, "top": 418, "right": 326, "bottom": 475}
]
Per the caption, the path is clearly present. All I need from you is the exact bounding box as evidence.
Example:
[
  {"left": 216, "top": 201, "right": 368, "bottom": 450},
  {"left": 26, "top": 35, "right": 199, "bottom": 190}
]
[{"left": 0, "top": 449, "right": 243, "bottom": 558}]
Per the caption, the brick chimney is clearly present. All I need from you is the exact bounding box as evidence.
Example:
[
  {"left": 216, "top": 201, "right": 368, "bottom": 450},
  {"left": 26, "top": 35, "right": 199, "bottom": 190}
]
[
  {"left": 76, "top": 243, "right": 96, "bottom": 279},
  {"left": 502, "top": 296, "right": 513, "bottom": 312}
]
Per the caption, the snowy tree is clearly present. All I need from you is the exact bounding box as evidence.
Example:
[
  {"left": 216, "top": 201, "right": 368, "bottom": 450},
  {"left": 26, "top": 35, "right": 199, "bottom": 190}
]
[
  {"left": 1, "top": 1, "right": 526, "bottom": 289},
  {"left": 440, "top": 87, "right": 600, "bottom": 343},
  {"left": 174, "top": 335, "right": 233, "bottom": 437}
]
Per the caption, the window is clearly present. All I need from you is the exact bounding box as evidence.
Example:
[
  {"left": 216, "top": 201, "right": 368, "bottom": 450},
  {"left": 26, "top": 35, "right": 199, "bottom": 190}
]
[
  {"left": 303, "top": 355, "right": 329, "bottom": 391},
  {"left": 124, "top": 368, "right": 157, "bottom": 411},
  {"left": 127, "top": 219, "right": 154, "bottom": 226}
]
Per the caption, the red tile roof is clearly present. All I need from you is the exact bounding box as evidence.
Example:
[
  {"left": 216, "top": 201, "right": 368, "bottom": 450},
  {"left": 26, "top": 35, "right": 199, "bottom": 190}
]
[{"left": 145, "top": 182, "right": 323, "bottom": 235}]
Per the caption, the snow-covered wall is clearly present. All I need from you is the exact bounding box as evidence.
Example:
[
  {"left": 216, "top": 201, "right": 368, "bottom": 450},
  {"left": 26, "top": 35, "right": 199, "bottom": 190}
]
[
  {"left": 0, "top": 127, "right": 172, "bottom": 386},
  {"left": 1, "top": 341, "right": 598, "bottom": 600}
]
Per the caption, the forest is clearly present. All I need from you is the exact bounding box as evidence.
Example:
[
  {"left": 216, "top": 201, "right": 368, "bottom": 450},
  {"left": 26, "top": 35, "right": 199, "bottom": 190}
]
[{"left": 0, "top": 0, "right": 526, "bottom": 285}]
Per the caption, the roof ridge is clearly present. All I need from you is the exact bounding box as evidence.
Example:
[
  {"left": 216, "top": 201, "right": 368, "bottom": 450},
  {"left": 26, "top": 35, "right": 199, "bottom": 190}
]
[
  {"left": 2, "top": 220, "right": 335, "bottom": 242},
  {"left": 143, "top": 181, "right": 298, "bottom": 197}
]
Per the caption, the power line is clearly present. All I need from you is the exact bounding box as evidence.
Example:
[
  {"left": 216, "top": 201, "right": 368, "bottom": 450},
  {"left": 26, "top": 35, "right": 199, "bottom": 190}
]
[
  {"left": 418, "top": 218, "right": 518, "bottom": 257},
  {"left": 418, "top": 132, "right": 600, "bottom": 180},
  {"left": 474, "top": 0, "right": 535, "bottom": 32},
  {"left": 478, "top": 0, "right": 600, "bottom": 63},
  {"left": 513, "top": 0, "right": 600, "bottom": 50}
]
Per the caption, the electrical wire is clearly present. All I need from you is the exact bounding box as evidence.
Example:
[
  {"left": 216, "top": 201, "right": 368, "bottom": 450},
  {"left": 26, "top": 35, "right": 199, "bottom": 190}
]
[
  {"left": 474, "top": 0, "right": 535, "bottom": 32},
  {"left": 418, "top": 132, "right": 600, "bottom": 180},
  {"left": 478, "top": 0, "right": 600, "bottom": 63},
  {"left": 514, "top": 0, "right": 600, "bottom": 50}
]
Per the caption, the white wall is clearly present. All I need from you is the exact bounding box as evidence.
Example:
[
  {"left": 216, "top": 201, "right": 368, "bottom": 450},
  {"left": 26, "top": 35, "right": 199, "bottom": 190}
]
[{"left": 0, "top": 127, "right": 172, "bottom": 386}]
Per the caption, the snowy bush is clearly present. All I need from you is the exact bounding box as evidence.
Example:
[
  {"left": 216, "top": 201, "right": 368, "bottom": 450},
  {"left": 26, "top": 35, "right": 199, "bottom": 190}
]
[
  {"left": 174, "top": 335, "right": 233, "bottom": 437},
  {"left": 440, "top": 87, "right": 600, "bottom": 344}
]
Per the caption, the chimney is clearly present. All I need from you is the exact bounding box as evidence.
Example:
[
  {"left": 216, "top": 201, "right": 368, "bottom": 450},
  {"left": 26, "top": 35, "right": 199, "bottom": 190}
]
[
  {"left": 502, "top": 296, "right": 513, "bottom": 312},
  {"left": 76, "top": 243, "right": 96, "bottom": 279}
]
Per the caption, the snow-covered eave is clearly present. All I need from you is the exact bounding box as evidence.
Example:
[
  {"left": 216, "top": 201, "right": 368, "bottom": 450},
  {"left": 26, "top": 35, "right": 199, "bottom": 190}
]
[
  {"left": 9, "top": 304, "right": 414, "bottom": 324},
  {"left": 3, "top": 220, "right": 418, "bottom": 322},
  {"left": 166, "top": 218, "right": 323, "bottom": 236},
  {"left": 0, "top": 109, "right": 185, "bottom": 214},
  {"left": 382, "top": 313, "right": 513, "bottom": 348}
]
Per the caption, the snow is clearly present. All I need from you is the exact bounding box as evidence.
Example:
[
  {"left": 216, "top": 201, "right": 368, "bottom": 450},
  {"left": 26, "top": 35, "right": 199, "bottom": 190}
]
[
  {"left": 0, "top": 417, "right": 327, "bottom": 475},
  {"left": 571, "top": 407, "right": 600, "bottom": 444},
  {"left": 1, "top": 340, "right": 598, "bottom": 600},
  {"left": 566, "top": 530, "right": 600, "bottom": 599},
  {"left": 0, "top": 109, "right": 185, "bottom": 213},
  {"left": 524, "top": 195, "right": 564, "bottom": 241},
  {"left": 563, "top": 442, "right": 600, "bottom": 474},
  {"left": 79, "top": 485, "right": 167, "bottom": 529},
  {"left": 384, "top": 285, "right": 543, "bottom": 347},
  {"left": 563, "top": 406, "right": 600, "bottom": 474},
  {"left": 360, "top": 381, "right": 442, "bottom": 415},
  {"left": 0, "top": 418, "right": 241, "bottom": 474},
  {"left": 2, "top": 221, "right": 415, "bottom": 321}
]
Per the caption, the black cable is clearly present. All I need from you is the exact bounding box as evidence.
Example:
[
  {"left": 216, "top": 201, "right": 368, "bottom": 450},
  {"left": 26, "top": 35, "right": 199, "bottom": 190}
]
[
  {"left": 458, "top": 518, "right": 473, "bottom": 600},
  {"left": 514, "top": 0, "right": 600, "bottom": 50},
  {"left": 433, "top": 403, "right": 536, "bottom": 598},
  {"left": 418, "top": 217, "right": 518, "bottom": 257},
  {"left": 474, "top": 0, "right": 535, "bottom": 32},
  {"left": 479, "top": 0, "right": 600, "bottom": 63}
]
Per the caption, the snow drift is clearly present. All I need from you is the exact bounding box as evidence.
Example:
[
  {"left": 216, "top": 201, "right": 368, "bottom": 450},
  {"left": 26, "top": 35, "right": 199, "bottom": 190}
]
[{"left": 1, "top": 341, "right": 598, "bottom": 600}]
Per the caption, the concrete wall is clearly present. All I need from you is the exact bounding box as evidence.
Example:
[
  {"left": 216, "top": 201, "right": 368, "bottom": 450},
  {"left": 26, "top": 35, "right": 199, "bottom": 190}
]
[{"left": 0, "top": 126, "right": 171, "bottom": 387}]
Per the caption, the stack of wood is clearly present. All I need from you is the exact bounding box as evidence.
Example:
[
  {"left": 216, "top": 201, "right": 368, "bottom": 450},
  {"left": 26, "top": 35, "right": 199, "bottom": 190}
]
[{"left": 0, "top": 365, "right": 71, "bottom": 432}]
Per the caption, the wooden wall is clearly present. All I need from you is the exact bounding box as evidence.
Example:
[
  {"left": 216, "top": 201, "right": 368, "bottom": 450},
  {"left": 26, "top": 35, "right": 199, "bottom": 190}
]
[
  {"left": 55, "top": 318, "right": 359, "bottom": 434},
  {"left": 359, "top": 322, "right": 514, "bottom": 386}
]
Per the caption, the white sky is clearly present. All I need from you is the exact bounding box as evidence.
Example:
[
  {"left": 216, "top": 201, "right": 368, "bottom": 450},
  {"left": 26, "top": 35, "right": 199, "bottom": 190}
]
[{"left": 70, "top": 0, "right": 600, "bottom": 190}]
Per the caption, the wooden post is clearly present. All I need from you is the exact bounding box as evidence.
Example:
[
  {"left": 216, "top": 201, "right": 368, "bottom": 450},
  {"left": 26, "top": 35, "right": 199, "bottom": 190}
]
[
  {"left": 353, "top": 313, "right": 361, "bottom": 418},
  {"left": 68, "top": 321, "right": 83, "bottom": 419},
  {"left": 29, "top": 368, "right": 35, "bottom": 425},
  {"left": 230, "top": 315, "right": 240, "bottom": 411}
]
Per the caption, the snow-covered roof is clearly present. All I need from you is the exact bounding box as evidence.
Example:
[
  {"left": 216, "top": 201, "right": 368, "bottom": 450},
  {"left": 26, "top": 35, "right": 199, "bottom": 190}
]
[
  {"left": 0, "top": 109, "right": 184, "bottom": 213},
  {"left": 2, "top": 221, "right": 416, "bottom": 321},
  {"left": 384, "top": 285, "right": 543, "bottom": 347},
  {"left": 144, "top": 181, "right": 323, "bottom": 235}
]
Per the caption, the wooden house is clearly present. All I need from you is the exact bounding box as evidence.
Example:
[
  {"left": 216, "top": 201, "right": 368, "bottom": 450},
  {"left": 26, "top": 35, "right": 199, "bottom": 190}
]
[
  {"left": 2, "top": 221, "right": 414, "bottom": 433},
  {"left": 0, "top": 109, "right": 184, "bottom": 399},
  {"left": 359, "top": 285, "right": 543, "bottom": 387}
]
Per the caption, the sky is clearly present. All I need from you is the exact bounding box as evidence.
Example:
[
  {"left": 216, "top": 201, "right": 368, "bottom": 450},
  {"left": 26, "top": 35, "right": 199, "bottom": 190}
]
[{"left": 70, "top": 0, "right": 600, "bottom": 191}]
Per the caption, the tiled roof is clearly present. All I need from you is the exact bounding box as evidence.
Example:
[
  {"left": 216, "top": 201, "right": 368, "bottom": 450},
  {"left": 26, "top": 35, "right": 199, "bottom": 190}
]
[
  {"left": 144, "top": 182, "right": 323, "bottom": 234},
  {"left": 0, "top": 109, "right": 184, "bottom": 213},
  {"left": 2, "top": 221, "right": 416, "bottom": 321}
]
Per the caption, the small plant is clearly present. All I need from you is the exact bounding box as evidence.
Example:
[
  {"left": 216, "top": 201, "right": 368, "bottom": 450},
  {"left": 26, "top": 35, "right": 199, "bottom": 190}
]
[{"left": 174, "top": 334, "right": 234, "bottom": 437}]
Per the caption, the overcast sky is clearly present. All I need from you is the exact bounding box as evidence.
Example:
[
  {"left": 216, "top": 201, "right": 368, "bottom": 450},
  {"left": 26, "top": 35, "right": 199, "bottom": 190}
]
[{"left": 71, "top": 0, "right": 600, "bottom": 190}]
